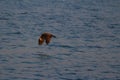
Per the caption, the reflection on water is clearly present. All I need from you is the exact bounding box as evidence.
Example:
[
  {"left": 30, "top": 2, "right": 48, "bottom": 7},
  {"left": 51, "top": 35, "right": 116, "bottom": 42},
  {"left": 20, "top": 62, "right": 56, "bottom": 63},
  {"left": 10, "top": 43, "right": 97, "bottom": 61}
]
[
  {"left": 0, "top": 0, "right": 120, "bottom": 80},
  {"left": 34, "top": 53, "right": 53, "bottom": 60}
]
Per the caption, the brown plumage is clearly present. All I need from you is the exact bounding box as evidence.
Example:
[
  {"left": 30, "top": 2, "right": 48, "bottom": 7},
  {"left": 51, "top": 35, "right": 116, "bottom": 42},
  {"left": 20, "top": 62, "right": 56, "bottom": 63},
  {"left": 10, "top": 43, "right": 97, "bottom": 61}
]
[{"left": 38, "top": 32, "right": 56, "bottom": 45}]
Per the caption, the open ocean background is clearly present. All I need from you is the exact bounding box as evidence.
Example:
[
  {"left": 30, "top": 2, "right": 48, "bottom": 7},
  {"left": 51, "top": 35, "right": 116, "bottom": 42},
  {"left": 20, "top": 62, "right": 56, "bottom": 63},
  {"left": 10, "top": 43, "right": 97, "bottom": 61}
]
[{"left": 0, "top": 0, "right": 120, "bottom": 80}]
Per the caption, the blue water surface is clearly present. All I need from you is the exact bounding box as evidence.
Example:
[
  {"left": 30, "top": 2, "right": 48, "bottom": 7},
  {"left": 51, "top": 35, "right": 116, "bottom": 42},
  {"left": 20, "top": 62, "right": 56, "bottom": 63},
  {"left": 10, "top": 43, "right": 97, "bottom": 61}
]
[{"left": 0, "top": 0, "right": 120, "bottom": 80}]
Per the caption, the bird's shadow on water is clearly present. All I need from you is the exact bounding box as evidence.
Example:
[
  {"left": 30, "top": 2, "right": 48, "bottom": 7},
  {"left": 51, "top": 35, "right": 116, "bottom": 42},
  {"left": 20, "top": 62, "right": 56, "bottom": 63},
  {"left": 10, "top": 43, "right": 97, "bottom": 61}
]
[
  {"left": 32, "top": 51, "right": 63, "bottom": 61},
  {"left": 32, "top": 44, "right": 73, "bottom": 60},
  {"left": 33, "top": 52, "right": 52, "bottom": 60}
]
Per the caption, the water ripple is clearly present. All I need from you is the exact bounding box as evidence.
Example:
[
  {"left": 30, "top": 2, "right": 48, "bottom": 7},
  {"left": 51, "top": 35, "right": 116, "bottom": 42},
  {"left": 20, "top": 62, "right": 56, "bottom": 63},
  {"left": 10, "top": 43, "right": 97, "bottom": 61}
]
[{"left": 0, "top": 0, "right": 120, "bottom": 80}]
